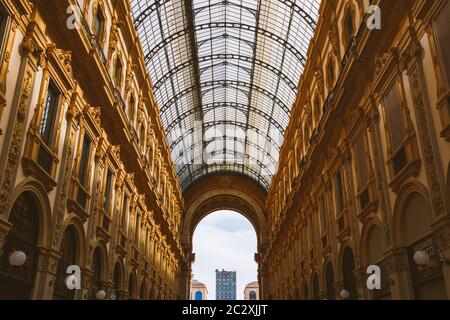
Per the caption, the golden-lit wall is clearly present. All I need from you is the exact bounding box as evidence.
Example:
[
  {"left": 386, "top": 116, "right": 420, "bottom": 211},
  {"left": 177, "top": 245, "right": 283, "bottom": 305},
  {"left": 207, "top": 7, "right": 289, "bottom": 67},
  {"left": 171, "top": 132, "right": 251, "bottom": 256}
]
[
  {"left": 265, "top": 0, "right": 450, "bottom": 300},
  {"left": 0, "top": 0, "right": 184, "bottom": 299}
]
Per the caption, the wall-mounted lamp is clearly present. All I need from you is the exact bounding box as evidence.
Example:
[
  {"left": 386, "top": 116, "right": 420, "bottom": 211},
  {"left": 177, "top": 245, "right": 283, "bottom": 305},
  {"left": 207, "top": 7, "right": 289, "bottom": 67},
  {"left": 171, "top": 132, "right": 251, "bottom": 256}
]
[
  {"left": 9, "top": 251, "right": 27, "bottom": 266},
  {"left": 96, "top": 290, "right": 106, "bottom": 300},
  {"left": 339, "top": 289, "right": 350, "bottom": 300}
]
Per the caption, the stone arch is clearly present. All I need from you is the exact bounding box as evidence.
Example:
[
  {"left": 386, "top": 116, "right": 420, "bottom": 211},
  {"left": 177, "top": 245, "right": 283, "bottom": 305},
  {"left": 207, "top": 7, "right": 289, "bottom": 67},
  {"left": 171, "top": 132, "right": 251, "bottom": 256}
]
[
  {"left": 0, "top": 189, "right": 44, "bottom": 299},
  {"left": 311, "top": 271, "right": 320, "bottom": 300},
  {"left": 128, "top": 270, "right": 138, "bottom": 299},
  {"left": 359, "top": 215, "right": 384, "bottom": 266},
  {"left": 8, "top": 179, "right": 52, "bottom": 249},
  {"left": 392, "top": 181, "right": 432, "bottom": 247},
  {"left": 181, "top": 173, "right": 269, "bottom": 299},
  {"left": 112, "top": 258, "right": 125, "bottom": 299},
  {"left": 140, "top": 278, "right": 147, "bottom": 300},
  {"left": 302, "top": 279, "right": 309, "bottom": 300},
  {"left": 323, "top": 259, "right": 336, "bottom": 300},
  {"left": 62, "top": 215, "right": 87, "bottom": 268},
  {"left": 88, "top": 240, "right": 108, "bottom": 299},
  {"left": 339, "top": 245, "right": 358, "bottom": 300}
]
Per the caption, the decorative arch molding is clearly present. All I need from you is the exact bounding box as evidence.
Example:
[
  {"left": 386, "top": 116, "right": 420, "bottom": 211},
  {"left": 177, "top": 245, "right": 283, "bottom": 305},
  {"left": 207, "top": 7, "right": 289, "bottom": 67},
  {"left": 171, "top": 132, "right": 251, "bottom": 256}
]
[
  {"left": 182, "top": 173, "right": 268, "bottom": 250},
  {"left": 337, "top": 241, "right": 355, "bottom": 279},
  {"left": 392, "top": 181, "right": 433, "bottom": 247},
  {"left": 112, "top": 257, "right": 125, "bottom": 291},
  {"left": 61, "top": 215, "right": 88, "bottom": 268},
  {"left": 359, "top": 214, "right": 384, "bottom": 265},
  {"left": 8, "top": 178, "right": 52, "bottom": 249},
  {"left": 90, "top": 238, "right": 109, "bottom": 281},
  {"left": 181, "top": 173, "right": 269, "bottom": 298}
]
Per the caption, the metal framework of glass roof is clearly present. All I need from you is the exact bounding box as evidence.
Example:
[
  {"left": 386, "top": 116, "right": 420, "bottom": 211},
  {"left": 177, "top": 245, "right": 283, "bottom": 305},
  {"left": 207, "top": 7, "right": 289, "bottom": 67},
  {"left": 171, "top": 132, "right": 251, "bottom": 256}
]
[{"left": 130, "top": 0, "right": 321, "bottom": 190}]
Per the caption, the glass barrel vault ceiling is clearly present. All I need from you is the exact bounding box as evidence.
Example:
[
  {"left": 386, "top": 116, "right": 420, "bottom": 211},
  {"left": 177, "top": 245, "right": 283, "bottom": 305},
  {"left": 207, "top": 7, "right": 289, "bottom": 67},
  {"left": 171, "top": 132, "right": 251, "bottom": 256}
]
[{"left": 130, "top": 0, "right": 321, "bottom": 190}]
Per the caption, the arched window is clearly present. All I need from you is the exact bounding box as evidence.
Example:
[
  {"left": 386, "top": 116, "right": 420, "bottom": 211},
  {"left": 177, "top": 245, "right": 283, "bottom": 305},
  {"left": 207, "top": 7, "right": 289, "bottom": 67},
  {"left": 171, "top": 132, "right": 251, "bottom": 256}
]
[
  {"left": 249, "top": 291, "right": 257, "bottom": 300},
  {"left": 53, "top": 227, "right": 77, "bottom": 300},
  {"left": 342, "top": 247, "right": 357, "bottom": 300},
  {"left": 325, "top": 262, "right": 335, "bottom": 300},
  {"left": 89, "top": 248, "right": 103, "bottom": 299},
  {"left": 0, "top": 192, "right": 39, "bottom": 299},
  {"left": 195, "top": 291, "right": 203, "bottom": 300},
  {"left": 128, "top": 273, "right": 135, "bottom": 299},
  {"left": 112, "top": 263, "right": 121, "bottom": 300}
]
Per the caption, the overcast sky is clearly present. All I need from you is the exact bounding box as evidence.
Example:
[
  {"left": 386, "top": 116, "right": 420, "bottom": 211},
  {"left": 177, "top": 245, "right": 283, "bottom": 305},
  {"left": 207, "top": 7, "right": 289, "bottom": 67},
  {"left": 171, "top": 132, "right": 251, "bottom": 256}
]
[{"left": 192, "top": 210, "right": 258, "bottom": 300}]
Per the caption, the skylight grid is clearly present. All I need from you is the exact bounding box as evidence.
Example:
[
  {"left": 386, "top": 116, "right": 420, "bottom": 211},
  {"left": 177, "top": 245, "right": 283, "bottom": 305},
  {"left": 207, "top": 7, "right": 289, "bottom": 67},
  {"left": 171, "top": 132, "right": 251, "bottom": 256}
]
[{"left": 130, "top": 0, "right": 321, "bottom": 190}]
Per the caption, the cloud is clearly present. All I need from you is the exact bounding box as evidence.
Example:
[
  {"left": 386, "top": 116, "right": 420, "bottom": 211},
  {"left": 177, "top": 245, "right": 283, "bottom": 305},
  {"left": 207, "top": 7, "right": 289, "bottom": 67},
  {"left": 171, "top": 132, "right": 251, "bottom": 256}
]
[{"left": 192, "top": 210, "right": 258, "bottom": 300}]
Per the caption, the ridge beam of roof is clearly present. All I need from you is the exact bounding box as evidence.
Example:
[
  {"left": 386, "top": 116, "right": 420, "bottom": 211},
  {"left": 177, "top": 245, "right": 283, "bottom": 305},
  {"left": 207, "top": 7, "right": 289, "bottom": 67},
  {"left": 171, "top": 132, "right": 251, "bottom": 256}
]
[{"left": 185, "top": 0, "right": 206, "bottom": 181}]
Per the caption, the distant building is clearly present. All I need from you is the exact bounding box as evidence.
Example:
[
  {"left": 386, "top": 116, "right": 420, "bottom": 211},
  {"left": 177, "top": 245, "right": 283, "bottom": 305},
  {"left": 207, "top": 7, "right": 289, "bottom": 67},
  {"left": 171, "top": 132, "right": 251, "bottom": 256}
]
[
  {"left": 215, "top": 269, "right": 236, "bottom": 300},
  {"left": 244, "top": 281, "right": 259, "bottom": 300},
  {"left": 190, "top": 279, "right": 208, "bottom": 300}
]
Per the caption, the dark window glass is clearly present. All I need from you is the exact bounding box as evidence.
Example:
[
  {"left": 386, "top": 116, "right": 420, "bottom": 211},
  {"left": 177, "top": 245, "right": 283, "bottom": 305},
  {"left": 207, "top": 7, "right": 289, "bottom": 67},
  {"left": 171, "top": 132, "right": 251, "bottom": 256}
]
[
  {"left": 121, "top": 195, "right": 128, "bottom": 231},
  {"left": 103, "top": 169, "right": 113, "bottom": 211},
  {"left": 0, "top": 4, "right": 9, "bottom": 60},
  {"left": 94, "top": 9, "right": 105, "bottom": 42},
  {"left": 384, "top": 82, "right": 405, "bottom": 150},
  {"left": 344, "top": 11, "right": 354, "bottom": 44},
  {"left": 355, "top": 133, "right": 369, "bottom": 187},
  {"left": 129, "top": 95, "right": 135, "bottom": 120},
  {"left": 53, "top": 227, "right": 77, "bottom": 300},
  {"left": 115, "top": 59, "right": 122, "bottom": 86},
  {"left": 434, "top": 0, "right": 450, "bottom": 88},
  {"left": 335, "top": 170, "right": 344, "bottom": 213},
  {"left": 78, "top": 134, "right": 91, "bottom": 187},
  {"left": 40, "top": 82, "right": 59, "bottom": 145},
  {"left": 319, "top": 195, "right": 327, "bottom": 231}
]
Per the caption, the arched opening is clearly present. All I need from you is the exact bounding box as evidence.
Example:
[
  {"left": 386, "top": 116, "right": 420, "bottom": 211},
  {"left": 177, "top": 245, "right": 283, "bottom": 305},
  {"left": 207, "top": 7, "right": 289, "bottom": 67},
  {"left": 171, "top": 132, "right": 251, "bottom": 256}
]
[
  {"left": 53, "top": 226, "right": 78, "bottom": 300},
  {"left": 89, "top": 247, "right": 104, "bottom": 300},
  {"left": 140, "top": 279, "right": 147, "bottom": 300},
  {"left": 325, "top": 262, "right": 335, "bottom": 300},
  {"left": 364, "top": 224, "right": 391, "bottom": 300},
  {"left": 128, "top": 272, "right": 136, "bottom": 300},
  {"left": 302, "top": 281, "right": 308, "bottom": 300},
  {"left": 0, "top": 192, "right": 40, "bottom": 299},
  {"left": 342, "top": 247, "right": 358, "bottom": 300},
  {"left": 249, "top": 291, "right": 257, "bottom": 300},
  {"left": 399, "top": 191, "right": 447, "bottom": 299},
  {"left": 312, "top": 273, "right": 320, "bottom": 300},
  {"left": 112, "top": 261, "right": 123, "bottom": 300},
  {"left": 192, "top": 210, "right": 257, "bottom": 300}
]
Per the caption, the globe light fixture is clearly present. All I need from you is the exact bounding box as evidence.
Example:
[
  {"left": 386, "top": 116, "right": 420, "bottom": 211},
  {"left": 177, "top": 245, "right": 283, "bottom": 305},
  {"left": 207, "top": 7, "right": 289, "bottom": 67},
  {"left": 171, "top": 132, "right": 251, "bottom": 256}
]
[
  {"left": 339, "top": 289, "right": 350, "bottom": 300},
  {"left": 413, "top": 250, "right": 430, "bottom": 266},
  {"left": 9, "top": 251, "right": 27, "bottom": 266},
  {"left": 96, "top": 290, "right": 106, "bottom": 300}
]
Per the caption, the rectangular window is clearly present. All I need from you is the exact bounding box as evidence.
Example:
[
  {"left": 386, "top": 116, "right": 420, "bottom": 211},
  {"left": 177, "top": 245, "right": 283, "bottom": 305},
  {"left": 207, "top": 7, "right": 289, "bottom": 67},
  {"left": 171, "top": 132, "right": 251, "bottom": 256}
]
[
  {"left": 135, "top": 214, "right": 140, "bottom": 243},
  {"left": 434, "top": 0, "right": 450, "bottom": 88},
  {"left": 335, "top": 170, "right": 344, "bottom": 213},
  {"left": 94, "top": 9, "right": 105, "bottom": 42},
  {"left": 103, "top": 169, "right": 113, "bottom": 211},
  {"left": 115, "top": 59, "right": 122, "bottom": 86},
  {"left": 384, "top": 82, "right": 405, "bottom": 151},
  {"left": 78, "top": 134, "right": 91, "bottom": 187},
  {"left": 355, "top": 133, "right": 369, "bottom": 187},
  {"left": 40, "top": 81, "right": 60, "bottom": 146},
  {"left": 121, "top": 194, "right": 128, "bottom": 231},
  {"left": 319, "top": 195, "right": 327, "bottom": 231}
]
